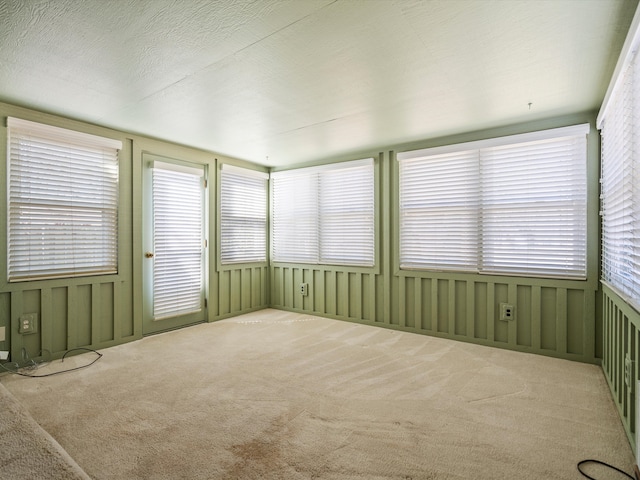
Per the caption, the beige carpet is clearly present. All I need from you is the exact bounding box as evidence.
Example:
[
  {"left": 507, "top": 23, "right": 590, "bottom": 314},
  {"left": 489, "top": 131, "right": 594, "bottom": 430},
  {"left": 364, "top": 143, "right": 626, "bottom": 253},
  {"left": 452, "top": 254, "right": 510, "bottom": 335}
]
[
  {"left": 0, "top": 309, "right": 635, "bottom": 479},
  {"left": 0, "top": 381, "right": 90, "bottom": 479}
]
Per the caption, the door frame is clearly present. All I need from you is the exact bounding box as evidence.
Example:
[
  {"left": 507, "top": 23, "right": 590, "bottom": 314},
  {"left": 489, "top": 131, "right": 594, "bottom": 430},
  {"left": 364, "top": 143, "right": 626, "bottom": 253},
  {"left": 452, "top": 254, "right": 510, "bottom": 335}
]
[{"left": 141, "top": 151, "right": 209, "bottom": 335}]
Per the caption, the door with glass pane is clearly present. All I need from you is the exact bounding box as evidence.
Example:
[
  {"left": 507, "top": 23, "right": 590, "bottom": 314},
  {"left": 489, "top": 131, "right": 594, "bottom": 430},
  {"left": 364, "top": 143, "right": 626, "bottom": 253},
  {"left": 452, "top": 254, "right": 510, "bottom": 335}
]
[{"left": 142, "top": 154, "right": 207, "bottom": 335}]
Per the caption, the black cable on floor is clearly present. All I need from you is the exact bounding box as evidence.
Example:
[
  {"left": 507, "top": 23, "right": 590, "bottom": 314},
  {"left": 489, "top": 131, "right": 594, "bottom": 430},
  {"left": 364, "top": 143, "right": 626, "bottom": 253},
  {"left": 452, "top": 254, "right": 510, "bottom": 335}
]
[
  {"left": 0, "top": 347, "right": 102, "bottom": 377},
  {"left": 577, "top": 459, "right": 634, "bottom": 479}
]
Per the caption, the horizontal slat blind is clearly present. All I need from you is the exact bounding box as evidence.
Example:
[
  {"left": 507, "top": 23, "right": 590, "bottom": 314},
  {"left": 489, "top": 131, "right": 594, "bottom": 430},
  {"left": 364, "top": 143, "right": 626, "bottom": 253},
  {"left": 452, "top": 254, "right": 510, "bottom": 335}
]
[
  {"left": 152, "top": 162, "right": 204, "bottom": 318},
  {"left": 271, "top": 158, "right": 375, "bottom": 266},
  {"left": 220, "top": 165, "right": 267, "bottom": 264},
  {"left": 7, "top": 117, "right": 121, "bottom": 281},
  {"left": 601, "top": 53, "right": 640, "bottom": 308},
  {"left": 271, "top": 170, "right": 319, "bottom": 263},
  {"left": 398, "top": 124, "right": 588, "bottom": 279},
  {"left": 480, "top": 135, "right": 587, "bottom": 278},
  {"left": 399, "top": 150, "right": 479, "bottom": 271},
  {"left": 319, "top": 161, "right": 375, "bottom": 266}
]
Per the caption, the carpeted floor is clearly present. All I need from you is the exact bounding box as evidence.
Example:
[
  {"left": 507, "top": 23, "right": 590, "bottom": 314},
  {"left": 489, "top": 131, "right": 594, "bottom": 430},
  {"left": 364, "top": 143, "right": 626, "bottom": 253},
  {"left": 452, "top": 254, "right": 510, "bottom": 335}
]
[
  {"left": 0, "top": 381, "right": 90, "bottom": 480},
  {"left": 0, "top": 309, "right": 635, "bottom": 479}
]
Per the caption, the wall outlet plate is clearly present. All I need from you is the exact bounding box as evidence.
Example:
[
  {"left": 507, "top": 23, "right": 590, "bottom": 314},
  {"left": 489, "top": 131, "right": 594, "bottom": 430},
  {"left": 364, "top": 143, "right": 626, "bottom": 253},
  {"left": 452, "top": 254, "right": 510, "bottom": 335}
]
[
  {"left": 499, "top": 303, "right": 515, "bottom": 321},
  {"left": 19, "top": 313, "right": 38, "bottom": 334},
  {"left": 625, "top": 354, "right": 633, "bottom": 389},
  {"left": 300, "top": 283, "right": 309, "bottom": 296}
]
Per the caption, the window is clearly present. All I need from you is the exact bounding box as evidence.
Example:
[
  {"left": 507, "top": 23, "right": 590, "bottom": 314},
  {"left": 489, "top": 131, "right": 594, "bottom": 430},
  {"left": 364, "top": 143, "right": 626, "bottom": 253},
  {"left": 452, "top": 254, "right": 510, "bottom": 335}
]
[
  {"left": 220, "top": 164, "right": 268, "bottom": 264},
  {"left": 271, "top": 158, "right": 375, "bottom": 267},
  {"left": 398, "top": 124, "right": 589, "bottom": 279},
  {"left": 599, "top": 37, "right": 640, "bottom": 310},
  {"left": 7, "top": 117, "right": 121, "bottom": 281}
]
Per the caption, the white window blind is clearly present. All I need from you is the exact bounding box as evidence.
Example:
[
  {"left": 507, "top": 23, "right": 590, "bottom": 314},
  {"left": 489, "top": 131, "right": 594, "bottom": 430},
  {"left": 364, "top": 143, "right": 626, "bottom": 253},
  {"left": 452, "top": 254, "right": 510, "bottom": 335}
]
[
  {"left": 398, "top": 124, "right": 589, "bottom": 279},
  {"left": 220, "top": 164, "right": 268, "bottom": 264},
  {"left": 7, "top": 117, "right": 121, "bottom": 281},
  {"left": 399, "top": 150, "right": 479, "bottom": 271},
  {"left": 599, "top": 50, "right": 640, "bottom": 308},
  {"left": 152, "top": 161, "right": 204, "bottom": 319},
  {"left": 271, "top": 158, "right": 375, "bottom": 266}
]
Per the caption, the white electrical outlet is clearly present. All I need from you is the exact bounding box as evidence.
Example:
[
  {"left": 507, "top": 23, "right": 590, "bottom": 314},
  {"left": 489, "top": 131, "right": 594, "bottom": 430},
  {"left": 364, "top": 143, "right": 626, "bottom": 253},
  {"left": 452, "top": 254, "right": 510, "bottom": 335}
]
[
  {"left": 19, "top": 313, "right": 38, "bottom": 334},
  {"left": 499, "top": 303, "right": 514, "bottom": 321},
  {"left": 300, "top": 283, "right": 308, "bottom": 296},
  {"left": 625, "top": 355, "right": 633, "bottom": 389}
]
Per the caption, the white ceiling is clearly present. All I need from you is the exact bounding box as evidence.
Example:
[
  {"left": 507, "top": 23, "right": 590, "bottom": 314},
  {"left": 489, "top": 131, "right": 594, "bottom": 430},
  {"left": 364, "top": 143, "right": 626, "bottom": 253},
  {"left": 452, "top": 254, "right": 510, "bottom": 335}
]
[{"left": 0, "top": 0, "right": 636, "bottom": 167}]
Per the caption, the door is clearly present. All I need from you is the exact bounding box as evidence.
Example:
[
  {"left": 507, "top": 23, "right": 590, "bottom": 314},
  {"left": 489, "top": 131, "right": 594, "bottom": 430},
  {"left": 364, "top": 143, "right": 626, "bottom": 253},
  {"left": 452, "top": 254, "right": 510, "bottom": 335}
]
[{"left": 143, "top": 154, "right": 208, "bottom": 334}]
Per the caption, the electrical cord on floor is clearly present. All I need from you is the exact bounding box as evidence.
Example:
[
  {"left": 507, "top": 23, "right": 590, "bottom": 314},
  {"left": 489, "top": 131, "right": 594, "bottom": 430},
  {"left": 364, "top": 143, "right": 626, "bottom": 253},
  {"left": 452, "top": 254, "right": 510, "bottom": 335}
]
[
  {"left": 0, "top": 347, "right": 102, "bottom": 377},
  {"left": 577, "top": 459, "right": 635, "bottom": 479}
]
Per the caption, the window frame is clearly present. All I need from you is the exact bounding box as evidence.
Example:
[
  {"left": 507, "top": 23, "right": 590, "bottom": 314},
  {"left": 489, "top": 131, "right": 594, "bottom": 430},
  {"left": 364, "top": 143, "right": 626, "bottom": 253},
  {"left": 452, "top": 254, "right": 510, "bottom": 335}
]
[
  {"left": 217, "top": 163, "right": 269, "bottom": 269},
  {"left": 396, "top": 124, "right": 590, "bottom": 281},
  {"left": 6, "top": 117, "right": 122, "bottom": 282},
  {"left": 270, "top": 157, "right": 378, "bottom": 270}
]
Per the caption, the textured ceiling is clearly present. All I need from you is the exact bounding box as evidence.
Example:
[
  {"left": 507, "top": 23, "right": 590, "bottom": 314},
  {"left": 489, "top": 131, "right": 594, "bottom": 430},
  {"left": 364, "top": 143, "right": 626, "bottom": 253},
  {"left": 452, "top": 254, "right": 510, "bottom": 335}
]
[{"left": 0, "top": 0, "right": 637, "bottom": 167}]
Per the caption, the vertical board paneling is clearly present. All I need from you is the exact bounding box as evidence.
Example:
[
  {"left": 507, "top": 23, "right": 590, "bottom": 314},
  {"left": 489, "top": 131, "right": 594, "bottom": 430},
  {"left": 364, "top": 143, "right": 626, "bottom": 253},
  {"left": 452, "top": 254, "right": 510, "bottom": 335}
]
[
  {"left": 540, "top": 287, "right": 557, "bottom": 351},
  {"left": 531, "top": 286, "right": 542, "bottom": 350},
  {"left": 0, "top": 293, "right": 9, "bottom": 353},
  {"left": 486, "top": 283, "right": 495, "bottom": 342},
  {"left": 602, "top": 285, "right": 640, "bottom": 454},
  {"left": 567, "top": 289, "right": 585, "bottom": 355},
  {"left": 350, "top": 273, "right": 362, "bottom": 320},
  {"left": 403, "top": 276, "right": 413, "bottom": 328},
  {"left": 51, "top": 287, "right": 68, "bottom": 353},
  {"left": 337, "top": 272, "right": 348, "bottom": 318},
  {"left": 466, "top": 281, "right": 475, "bottom": 340},
  {"left": 76, "top": 285, "right": 92, "bottom": 347},
  {"left": 367, "top": 273, "right": 376, "bottom": 322},
  {"left": 494, "top": 284, "right": 508, "bottom": 344},
  {"left": 397, "top": 276, "right": 406, "bottom": 327},
  {"left": 421, "top": 277, "right": 433, "bottom": 332},
  {"left": 270, "top": 266, "right": 596, "bottom": 365},
  {"left": 437, "top": 279, "right": 448, "bottom": 333},
  {"left": 454, "top": 280, "right": 466, "bottom": 336},
  {"left": 556, "top": 288, "right": 568, "bottom": 355},
  {"left": 100, "top": 283, "right": 114, "bottom": 343},
  {"left": 474, "top": 282, "right": 487, "bottom": 340},
  {"left": 314, "top": 269, "right": 324, "bottom": 313},
  {"left": 517, "top": 285, "right": 532, "bottom": 347},
  {"left": 414, "top": 278, "right": 422, "bottom": 331}
]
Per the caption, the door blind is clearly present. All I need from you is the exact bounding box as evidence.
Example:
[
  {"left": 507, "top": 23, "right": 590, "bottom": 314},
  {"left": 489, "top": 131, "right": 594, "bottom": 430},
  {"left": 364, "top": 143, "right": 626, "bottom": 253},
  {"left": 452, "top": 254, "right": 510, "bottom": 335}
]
[{"left": 152, "top": 162, "right": 204, "bottom": 319}]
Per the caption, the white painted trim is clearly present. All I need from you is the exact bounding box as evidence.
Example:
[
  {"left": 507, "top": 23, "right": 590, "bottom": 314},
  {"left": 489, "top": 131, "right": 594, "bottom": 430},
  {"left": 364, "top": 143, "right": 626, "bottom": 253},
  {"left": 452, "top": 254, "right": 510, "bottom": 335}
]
[
  {"left": 397, "top": 124, "right": 589, "bottom": 161},
  {"left": 597, "top": 3, "right": 640, "bottom": 129},
  {"left": 221, "top": 163, "right": 269, "bottom": 180},
  {"left": 7, "top": 116, "right": 123, "bottom": 150}
]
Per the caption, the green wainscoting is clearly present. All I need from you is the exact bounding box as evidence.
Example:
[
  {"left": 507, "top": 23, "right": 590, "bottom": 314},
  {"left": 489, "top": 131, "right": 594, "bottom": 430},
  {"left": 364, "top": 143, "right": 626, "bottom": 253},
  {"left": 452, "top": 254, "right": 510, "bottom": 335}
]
[
  {"left": 0, "top": 102, "right": 269, "bottom": 361},
  {"left": 0, "top": 281, "right": 136, "bottom": 362},
  {"left": 270, "top": 112, "right": 601, "bottom": 365},
  {"left": 271, "top": 265, "right": 597, "bottom": 363},
  {"left": 602, "top": 283, "right": 639, "bottom": 454}
]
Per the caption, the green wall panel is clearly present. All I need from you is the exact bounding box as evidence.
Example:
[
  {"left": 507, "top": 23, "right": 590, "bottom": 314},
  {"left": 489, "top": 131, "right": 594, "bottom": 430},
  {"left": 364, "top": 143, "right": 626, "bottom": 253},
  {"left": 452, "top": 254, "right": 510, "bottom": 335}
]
[
  {"left": 602, "top": 283, "right": 640, "bottom": 455},
  {"left": 270, "top": 113, "right": 600, "bottom": 365}
]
